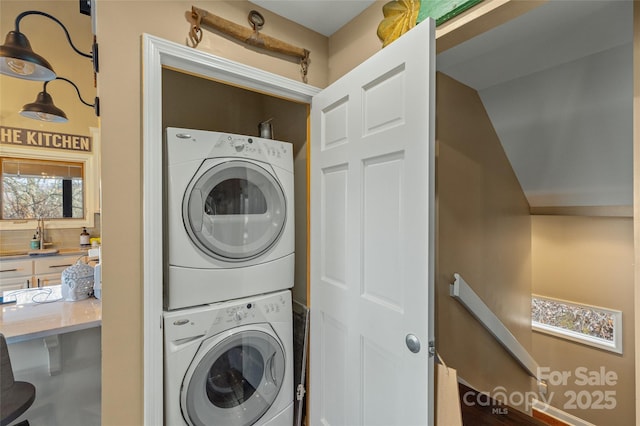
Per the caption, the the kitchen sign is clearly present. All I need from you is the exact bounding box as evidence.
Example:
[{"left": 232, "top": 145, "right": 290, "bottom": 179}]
[{"left": 0, "top": 125, "right": 92, "bottom": 153}]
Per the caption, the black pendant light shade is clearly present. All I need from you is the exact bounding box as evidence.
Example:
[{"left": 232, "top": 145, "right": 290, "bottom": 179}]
[
  {"left": 0, "top": 30, "right": 56, "bottom": 81},
  {"left": 20, "top": 90, "right": 68, "bottom": 122},
  {"left": 0, "top": 10, "right": 98, "bottom": 82},
  {"left": 19, "top": 77, "right": 98, "bottom": 122}
]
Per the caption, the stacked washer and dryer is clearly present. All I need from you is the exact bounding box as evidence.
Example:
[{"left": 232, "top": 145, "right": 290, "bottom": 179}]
[{"left": 163, "top": 127, "right": 296, "bottom": 426}]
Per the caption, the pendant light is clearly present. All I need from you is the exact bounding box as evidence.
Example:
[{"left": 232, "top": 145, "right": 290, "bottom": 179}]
[
  {"left": 20, "top": 77, "right": 99, "bottom": 123},
  {"left": 0, "top": 10, "right": 98, "bottom": 81}
]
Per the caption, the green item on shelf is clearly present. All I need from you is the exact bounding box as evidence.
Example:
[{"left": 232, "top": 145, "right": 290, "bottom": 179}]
[{"left": 417, "top": 0, "right": 484, "bottom": 26}]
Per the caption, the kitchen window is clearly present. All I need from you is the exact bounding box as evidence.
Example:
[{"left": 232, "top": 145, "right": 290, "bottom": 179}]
[{"left": 0, "top": 157, "right": 85, "bottom": 220}]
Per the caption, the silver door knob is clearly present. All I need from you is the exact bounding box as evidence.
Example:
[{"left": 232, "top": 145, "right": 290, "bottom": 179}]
[{"left": 405, "top": 334, "right": 421, "bottom": 353}]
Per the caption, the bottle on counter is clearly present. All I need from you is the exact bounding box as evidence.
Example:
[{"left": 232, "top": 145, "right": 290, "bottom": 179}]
[
  {"left": 30, "top": 234, "right": 40, "bottom": 250},
  {"left": 80, "top": 227, "right": 90, "bottom": 247}
]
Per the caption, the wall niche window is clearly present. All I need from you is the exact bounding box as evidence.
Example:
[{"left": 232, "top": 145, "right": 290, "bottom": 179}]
[
  {"left": 1, "top": 157, "right": 85, "bottom": 220},
  {"left": 532, "top": 295, "right": 622, "bottom": 354}
]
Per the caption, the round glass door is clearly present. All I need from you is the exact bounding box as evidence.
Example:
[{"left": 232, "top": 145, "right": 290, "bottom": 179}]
[
  {"left": 182, "top": 330, "right": 286, "bottom": 426},
  {"left": 183, "top": 160, "right": 287, "bottom": 261}
]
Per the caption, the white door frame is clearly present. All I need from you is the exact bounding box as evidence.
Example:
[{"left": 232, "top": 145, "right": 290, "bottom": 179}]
[{"left": 141, "top": 34, "right": 320, "bottom": 425}]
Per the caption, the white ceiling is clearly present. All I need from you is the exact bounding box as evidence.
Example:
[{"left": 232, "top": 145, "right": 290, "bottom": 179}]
[
  {"left": 437, "top": 0, "right": 633, "bottom": 208},
  {"left": 249, "top": 0, "right": 376, "bottom": 36}
]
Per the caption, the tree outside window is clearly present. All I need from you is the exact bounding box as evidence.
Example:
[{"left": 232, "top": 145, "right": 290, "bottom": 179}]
[{"left": 1, "top": 157, "right": 84, "bottom": 220}]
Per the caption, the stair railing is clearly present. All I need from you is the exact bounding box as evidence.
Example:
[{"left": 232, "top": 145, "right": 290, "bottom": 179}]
[{"left": 450, "top": 273, "right": 544, "bottom": 386}]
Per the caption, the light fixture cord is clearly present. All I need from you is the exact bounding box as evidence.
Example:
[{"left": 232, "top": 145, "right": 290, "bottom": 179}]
[
  {"left": 44, "top": 77, "right": 95, "bottom": 108},
  {"left": 16, "top": 10, "right": 92, "bottom": 59}
]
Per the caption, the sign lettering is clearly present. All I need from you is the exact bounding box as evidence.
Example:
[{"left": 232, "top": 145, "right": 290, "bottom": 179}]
[{"left": 0, "top": 125, "right": 92, "bottom": 152}]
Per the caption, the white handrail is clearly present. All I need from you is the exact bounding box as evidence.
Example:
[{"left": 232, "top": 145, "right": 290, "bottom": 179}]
[{"left": 450, "top": 273, "right": 542, "bottom": 382}]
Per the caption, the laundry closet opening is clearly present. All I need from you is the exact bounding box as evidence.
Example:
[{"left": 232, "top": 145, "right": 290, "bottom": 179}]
[{"left": 161, "top": 67, "right": 310, "bottom": 305}]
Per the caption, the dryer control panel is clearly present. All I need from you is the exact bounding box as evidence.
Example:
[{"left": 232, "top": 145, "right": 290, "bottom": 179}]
[
  {"left": 212, "top": 134, "right": 292, "bottom": 172},
  {"left": 167, "top": 128, "right": 294, "bottom": 173}
]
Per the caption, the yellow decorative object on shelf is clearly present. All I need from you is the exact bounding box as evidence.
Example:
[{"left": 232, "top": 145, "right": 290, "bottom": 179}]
[{"left": 377, "top": 0, "right": 421, "bottom": 47}]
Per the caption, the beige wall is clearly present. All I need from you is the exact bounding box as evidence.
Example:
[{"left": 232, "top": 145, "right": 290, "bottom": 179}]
[
  {"left": 436, "top": 72, "right": 535, "bottom": 410},
  {"left": 327, "top": 0, "right": 386, "bottom": 83},
  {"left": 96, "top": 1, "right": 328, "bottom": 424},
  {"left": 162, "top": 68, "right": 308, "bottom": 144},
  {"left": 532, "top": 215, "right": 635, "bottom": 425}
]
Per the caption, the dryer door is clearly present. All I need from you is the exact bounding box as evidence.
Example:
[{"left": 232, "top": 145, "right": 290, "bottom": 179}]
[
  {"left": 183, "top": 160, "right": 287, "bottom": 261},
  {"left": 182, "top": 329, "right": 286, "bottom": 426}
]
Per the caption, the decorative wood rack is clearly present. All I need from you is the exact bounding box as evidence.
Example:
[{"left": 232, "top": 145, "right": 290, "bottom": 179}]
[{"left": 189, "top": 6, "right": 311, "bottom": 83}]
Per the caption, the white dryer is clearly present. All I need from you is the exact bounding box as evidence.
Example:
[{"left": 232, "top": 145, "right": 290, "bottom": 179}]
[
  {"left": 164, "top": 290, "right": 294, "bottom": 426},
  {"left": 165, "top": 127, "right": 295, "bottom": 310}
]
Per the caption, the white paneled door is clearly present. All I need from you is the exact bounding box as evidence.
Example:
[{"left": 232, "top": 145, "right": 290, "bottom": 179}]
[{"left": 310, "top": 19, "right": 435, "bottom": 426}]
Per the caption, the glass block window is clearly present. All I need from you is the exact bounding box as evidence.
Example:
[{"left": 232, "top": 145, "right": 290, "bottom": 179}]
[{"left": 532, "top": 295, "right": 622, "bottom": 354}]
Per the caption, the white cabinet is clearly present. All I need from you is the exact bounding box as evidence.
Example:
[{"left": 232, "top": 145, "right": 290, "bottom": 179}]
[
  {"left": 34, "top": 255, "right": 80, "bottom": 287},
  {"left": 35, "top": 272, "right": 63, "bottom": 287},
  {"left": 0, "top": 259, "right": 32, "bottom": 291},
  {"left": 0, "top": 255, "right": 83, "bottom": 291},
  {"left": 0, "top": 276, "right": 31, "bottom": 292}
]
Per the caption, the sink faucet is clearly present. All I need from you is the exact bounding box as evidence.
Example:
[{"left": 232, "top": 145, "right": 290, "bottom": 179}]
[{"left": 37, "top": 217, "right": 50, "bottom": 248}]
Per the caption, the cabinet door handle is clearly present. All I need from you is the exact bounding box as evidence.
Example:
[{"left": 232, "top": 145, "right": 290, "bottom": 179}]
[
  {"left": 0, "top": 268, "right": 18, "bottom": 273},
  {"left": 49, "top": 264, "right": 73, "bottom": 268}
]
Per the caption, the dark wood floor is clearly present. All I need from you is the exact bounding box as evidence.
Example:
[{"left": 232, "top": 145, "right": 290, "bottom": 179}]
[{"left": 458, "top": 383, "right": 549, "bottom": 426}]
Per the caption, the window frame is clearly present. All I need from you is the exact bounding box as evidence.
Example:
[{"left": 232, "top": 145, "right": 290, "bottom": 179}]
[
  {"left": 0, "top": 127, "right": 99, "bottom": 230},
  {"left": 532, "top": 294, "right": 623, "bottom": 354}
]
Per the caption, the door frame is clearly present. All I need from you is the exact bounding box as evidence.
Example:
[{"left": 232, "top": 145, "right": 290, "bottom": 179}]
[{"left": 142, "top": 34, "right": 320, "bottom": 425}]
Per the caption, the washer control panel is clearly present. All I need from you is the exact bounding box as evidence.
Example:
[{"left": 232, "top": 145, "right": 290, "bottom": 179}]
[
  {"left": 163, "top": 290, "right": 292, "bottom": 343},
  {"left": 224, "top": 292, "right": 288, "bottom": 325}
]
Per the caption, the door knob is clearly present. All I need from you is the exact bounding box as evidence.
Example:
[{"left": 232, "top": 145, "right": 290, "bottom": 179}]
[{"left": 405, "top": 334, "right": 421, "bottom": 353}]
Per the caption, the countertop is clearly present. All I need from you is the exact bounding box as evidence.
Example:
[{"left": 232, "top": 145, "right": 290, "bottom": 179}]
[
  {"left": 0, "top": 248, "right": 90, "bottom": 260},
  {"left": 0, "top": 285, "right": 101, "bottom": 344}
]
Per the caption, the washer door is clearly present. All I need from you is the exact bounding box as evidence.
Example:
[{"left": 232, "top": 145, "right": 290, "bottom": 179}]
[
  {"left": 182, "top": 329, "right": 286, "bottom": 426},
  {"left": 183, "top": 160, "right": 287, "bottom": 261}
]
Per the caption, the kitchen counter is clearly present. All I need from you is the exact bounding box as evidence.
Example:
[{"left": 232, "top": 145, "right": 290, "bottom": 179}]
[
  {"left": 0, "top": 285, "right": 101, "bottom": 374},
  {"left": 0, "top": 247, "right": 89, "bottom": 259},
  {"left": 1, "top": 285, "right": 101, "bottom": 343}
]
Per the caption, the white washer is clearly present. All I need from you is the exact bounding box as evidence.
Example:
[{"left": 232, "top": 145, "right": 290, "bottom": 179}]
[
  {"left": 165, "top": 127, "right": 295, "bottom": 310},
  {"left": 164, "top": 290, "right": 294, "bottom": 426}
]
